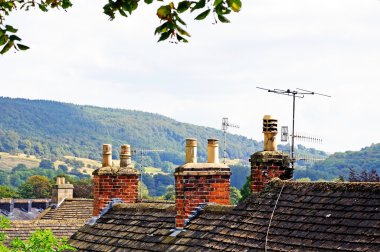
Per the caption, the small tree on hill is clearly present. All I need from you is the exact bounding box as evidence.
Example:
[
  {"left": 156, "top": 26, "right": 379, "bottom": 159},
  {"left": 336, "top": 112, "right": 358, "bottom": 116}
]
[
  {"left": 239, "top": 176, "right": 251, "bottom": 202},
  {"left": 349, "top": 168, "right": 380, "bottom": 182},
  {"left": 0, "top": 185, "right": 19, "bottom": 198},
  {"left": 230, "top": 186, "right": 242, "bottom": 205},
  {"left": 39, "top": 159, "right": 55, "bottom": 170},
  {"left": 18, "top": 175, "right": 51, "bottom": 198}
]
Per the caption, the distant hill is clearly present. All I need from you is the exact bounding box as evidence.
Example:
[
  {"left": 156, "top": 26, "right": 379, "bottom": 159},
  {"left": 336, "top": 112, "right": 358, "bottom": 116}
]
[
  {"left": 295, "top": 143, "right": 380, "bottom": 180},
  {"left": 0, "top": 97, "right": 263, "bottom": 164}
]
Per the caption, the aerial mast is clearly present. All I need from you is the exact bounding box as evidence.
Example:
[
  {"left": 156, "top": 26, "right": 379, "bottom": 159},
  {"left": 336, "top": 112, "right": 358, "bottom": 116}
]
[
  {"left": 221, "top": 117, "right": 239, "bottom": 164},
  {"left": 132, "top": 148, "right": 164, "bottom": 200},
  {"left": 256, "top": 87, "right": 330, "bottom": 168}
]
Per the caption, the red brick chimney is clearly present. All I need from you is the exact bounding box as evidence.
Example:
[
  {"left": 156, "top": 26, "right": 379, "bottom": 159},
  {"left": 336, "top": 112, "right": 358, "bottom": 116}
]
[
  {"left": 250, "top": 115, "right": 292, "bottom": 193},
  {"left": 92, "top": 144, "right": 139, "bottom": 216},
  {"left": 174, "top": 138, "right": 231, "bottom": 229}
]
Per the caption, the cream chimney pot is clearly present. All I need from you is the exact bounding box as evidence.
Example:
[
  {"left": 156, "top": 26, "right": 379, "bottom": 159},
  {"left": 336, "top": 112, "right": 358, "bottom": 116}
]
[
  {"left": 185, "top": 138, "right": 197, "bottom": 163},
  {"left": 102, "top": 144, "right": 112, "bottom": 167},
  {"left": 207, "top": 139, "right": 219, "bottom": 163},
  {"left": 263, "top": 115, "right": 278, "bottom": 151},
  {"left": 120, "top": 144, "right": 132, "bottom": 168}
]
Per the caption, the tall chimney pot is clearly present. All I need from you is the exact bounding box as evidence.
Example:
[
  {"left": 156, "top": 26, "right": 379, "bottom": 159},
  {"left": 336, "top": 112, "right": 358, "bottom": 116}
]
[
  {"left": 263, "top": 115, "right": 278, "bottom": 151},
  {"left": 185, "top": 138, "right": 197, "bottom": 163},
  {"left": 120, "top": 144, "right": 132, "bottom": 168},
  {"left": 102, "top": 144, "right": 112, "bottom": 167},
  {"left": 207, "top": 139, "right": 219, "bottom": 163}
]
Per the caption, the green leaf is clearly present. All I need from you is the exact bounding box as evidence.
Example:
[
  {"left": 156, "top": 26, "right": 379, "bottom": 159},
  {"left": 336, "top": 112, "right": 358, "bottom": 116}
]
[
  {"left": 38, "top": 3, "right": 48, "bottom": 12},
  {"left": 9, "top": 35, "right": 21, "bottom": 42},
  {"left": 119, "top": 8, "right": 128, "bottom": 17},
  {"left": 176, "top": 34, "right": 188, "bottom": 43},
  {"left": 217, "top": 14, "right": 230, "bottom": 23},
  {"left": 173, "top": 12, "right": 187, "bottom": 26},
  {"left": 215, "top": 4, "right": 231, "bottom": 15},
  {"left": 194, "top": 9, "right": 210, "bottom": 20},
  {"left": 191, "top": 0, "right": 206, "bottom": 12},
  {"left": 176, "top": 26, "right": 190, "bottom": 37},
  {"left": 5, "top": 25, "right": 17, "bottom": 33},
  {"left": 0, "top": 35, "right": 8, "bottom": 46},
  {"left": 177, "top": 1, "right": 190, "bottom": 13},
  {"left": 214, "top": 0, "right": 223, "bottom": 6},
  {"left": 62, "top": 0, "right": 73, "bottom": 9},
  {"left": 16, "top": 44, "right": 30, "bottom": 51},
  {"left": 154, "top": 21, "right": 173, "bottom": 35},
  {"left": 157, "top": 31, "right": 172, "bottom": 42},
  {"left": 144, "top": 0, "right": 154, "bottom": 4},
  {"left": 0, "top": 41, "right": 14, "bottom": 54}
]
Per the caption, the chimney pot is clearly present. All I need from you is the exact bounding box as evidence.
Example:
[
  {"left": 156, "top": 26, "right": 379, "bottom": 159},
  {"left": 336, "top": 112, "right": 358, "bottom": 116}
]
[
  {"left": 102, "top": 144, "right": 112, "bottom": 167},
  {"left": 56, "top": 176, "right": 65, "bottom": 185},
  {"left": 263, "top": 115, "right": 278, "bottom": 151},
  {"left": 207, "top": 139, "right": 219, "bottom": 163},
  {"left": 185, "top": 138, "right": 197, "bottom": 163},
  {"left": 120, "top": 144, "right": 132, "bottom": 168}
]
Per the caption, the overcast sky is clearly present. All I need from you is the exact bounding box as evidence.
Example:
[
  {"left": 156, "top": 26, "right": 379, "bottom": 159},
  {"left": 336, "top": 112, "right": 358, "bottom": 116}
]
[{"left": 1, "top": 0, "right": 379, "bottom": 153}]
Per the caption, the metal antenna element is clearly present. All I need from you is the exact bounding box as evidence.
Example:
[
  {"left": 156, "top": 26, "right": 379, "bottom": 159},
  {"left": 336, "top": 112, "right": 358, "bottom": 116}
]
[
  {"left": 132, "top": 148, "right": 164, "bottom": 200},
  {"left": 256, "top": 87, "right": 331, "bottom": 168},
  {"left": 222, "top": 117, "right": 240, "bottom": 164}
]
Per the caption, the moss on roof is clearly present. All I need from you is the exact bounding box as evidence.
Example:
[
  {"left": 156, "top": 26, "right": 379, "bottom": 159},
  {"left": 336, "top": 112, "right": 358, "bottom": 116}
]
[
  {"left": 113, "top": 202, "right": 176, "bottom": 211},
  {"left": 264, "top": 178, "right": 380, "bottom": 193}
]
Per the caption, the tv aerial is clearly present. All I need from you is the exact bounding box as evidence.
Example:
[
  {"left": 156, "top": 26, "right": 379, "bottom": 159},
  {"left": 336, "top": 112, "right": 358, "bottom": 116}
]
[
  {"left": 222, "top": 117, "right": 240, "bottom": 164},
  {"left": 132, "top": 148, "right": 164, "bottom": 200},
  {"left": 256, "top": 87, "right": 331, "bottom": 168}
]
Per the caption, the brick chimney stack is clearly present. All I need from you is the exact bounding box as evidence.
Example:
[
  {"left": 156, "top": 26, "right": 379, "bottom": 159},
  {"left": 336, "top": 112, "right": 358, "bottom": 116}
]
[
  {"left": 174, "top": 138, "right": 230, "bottom": 229},
  {"left": 92, "top": 144, "right": 139, "bottom": 216},
  {"left": 52, "top": 176, "right": 73, "bottom": 205},
  {"left": 250, "top": 115, "right": 292, "bottom": 193}
]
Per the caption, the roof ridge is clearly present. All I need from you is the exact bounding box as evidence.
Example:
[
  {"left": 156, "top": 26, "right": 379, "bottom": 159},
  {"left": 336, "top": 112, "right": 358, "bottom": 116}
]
[{"left": 264, "top": 179, "right": 380, "bottom": 193}]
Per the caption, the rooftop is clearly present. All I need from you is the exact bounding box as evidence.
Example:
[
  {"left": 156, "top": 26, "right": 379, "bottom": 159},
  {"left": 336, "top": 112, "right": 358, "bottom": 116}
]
[
  {"left": 69, "top": 180, "right": 380, "bottom": 251},
  {"left": 40, "top": 198, "right": 93, "bottom": 220}
]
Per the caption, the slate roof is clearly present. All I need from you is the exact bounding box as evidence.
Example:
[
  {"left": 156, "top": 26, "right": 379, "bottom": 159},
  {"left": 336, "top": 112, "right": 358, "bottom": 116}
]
[
  {"left": 70, "top": 202, "right": 177, "bottom": 251},
  {"left": 69, "top": 180, "right": 380, "bottom": 252},
  {"left": 2, "top": 208, "right": 42, "bottom": 221},
  {"left": 3, "top": 219, "right": 87, "bottom": 242},
  {"left": 0, "top": 198, "right": 93, "bottom": 243},
  {"left": 40, "top": 198, "right": 93, "bottom": 220}
]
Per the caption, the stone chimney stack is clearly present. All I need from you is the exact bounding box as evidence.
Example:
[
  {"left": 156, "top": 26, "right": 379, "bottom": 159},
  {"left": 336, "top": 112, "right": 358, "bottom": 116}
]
[
  {"left": 207, "top": 139, "right": 219, "bottom": 163},
  {"left": 250, "top": 115, "right": 292, "bottom": 193},
  {"left": 175, "top": 138, "right": 230, "bottom": 229},
  {"left": 52, "top": 176, "right": 73, "bottom": 205},
  {"left": 93, "top": 144, "right": 140, "bottom": 216},
  {"left": 185, "top": 138, "right": 197, "bottom": 163}
]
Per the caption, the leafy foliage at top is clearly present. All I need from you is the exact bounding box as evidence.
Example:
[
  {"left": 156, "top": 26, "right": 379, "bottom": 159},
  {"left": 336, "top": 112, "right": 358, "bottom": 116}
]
[
  {"left": 0, "top": 0, "right": 242, "bottom": 54},
  {"left": 0, "top": 0, "right": 72, "bottom": 54}
]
